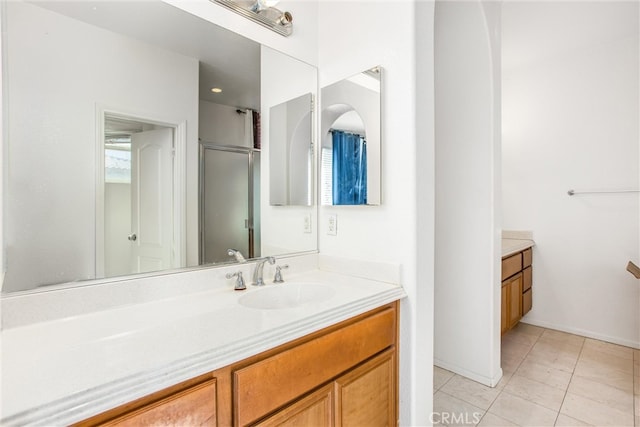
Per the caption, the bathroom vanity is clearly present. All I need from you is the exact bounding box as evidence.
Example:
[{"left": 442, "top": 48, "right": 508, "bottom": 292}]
[
  {"left": 501, "top": 238, "right": 534, "bottom": 334},
  {"left": 77, "top": 302, "right": 398, "bottom": 426},
  {"left": 1, "top": 262, "right": 405, "bottom": 426}
]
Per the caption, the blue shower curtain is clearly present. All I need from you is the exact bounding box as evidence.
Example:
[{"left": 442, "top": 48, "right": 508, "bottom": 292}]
[{"left": 331, "top": 130, "right": 367, "bottom": 205}]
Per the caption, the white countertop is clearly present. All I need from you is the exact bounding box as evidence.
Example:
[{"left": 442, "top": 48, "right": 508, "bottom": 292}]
[
  {"left": 0, "top": 269, "right": 406, "bottom": 426},
  {"left": 502, "top": 238, "right": 535, "bottom": 257}
]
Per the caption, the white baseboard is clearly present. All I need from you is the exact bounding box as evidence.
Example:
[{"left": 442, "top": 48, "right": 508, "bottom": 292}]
[
  {"left": 520, "top": 318, "right": 640, "bottom": 350},
  {"left": 434, "top": 359, "right": 503, "bottom": 388}
]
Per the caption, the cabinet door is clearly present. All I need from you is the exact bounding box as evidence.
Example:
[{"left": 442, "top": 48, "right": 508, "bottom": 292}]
[
  {"left": 101, "top": 379, "right": 217, "bottom": 426},
  {"left": 508, "top": 273, "right": 523, "bottom": 329},
  {"left": 523, "top": 288, "right": 532, "bottom": 315},
  {"left": 335, "top": 349, "right": 395, "bottom": 427},
  {"left": 256, "top": 384, "right": 333, "bottom": 427},
  {"left": 523, "top": 266, "right": 532, "bottom": 292}
]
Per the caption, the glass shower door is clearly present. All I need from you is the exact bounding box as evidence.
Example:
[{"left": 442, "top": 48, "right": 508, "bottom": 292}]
[{"left": 200, "top": 145, "right": 258, "bottom": 264}]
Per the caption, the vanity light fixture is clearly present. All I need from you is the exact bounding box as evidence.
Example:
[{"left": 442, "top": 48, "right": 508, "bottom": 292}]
[
  {"left": 212, "top": 0, "right": 293, "bottom": 37},
  {"left": 211, "top": 87, "right": 223, "bottom": 93}
]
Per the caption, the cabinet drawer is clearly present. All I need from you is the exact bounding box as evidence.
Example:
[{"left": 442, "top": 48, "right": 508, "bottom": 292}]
[
  {"left": 502, "top": 253, "right": 522, "bottom": 281},
  {"left": 523, "top": 266, "right": 532, "bottom": 292},
  {"left": 101, "top": 379, "right": 217, "bottom": 427},
  {"left": 523, "top": 248, "right": 533, "bottom": 268},
  {"left": 523, "top": 288, "right": 532, "bottom": 315},
  {"left": 255, "top": 384, "right": 333, "bottom": 427},
  {"left": 233, "top": 307, "right": 396, "bottom": 426}
]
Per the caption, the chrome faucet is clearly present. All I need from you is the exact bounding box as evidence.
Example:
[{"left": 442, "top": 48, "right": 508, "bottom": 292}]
[
  {"left": 252, "top": 256, "right": 275, "bottom": 286},
  {"left": 227, "top": 248, "right": 246, "bottom": 263}
]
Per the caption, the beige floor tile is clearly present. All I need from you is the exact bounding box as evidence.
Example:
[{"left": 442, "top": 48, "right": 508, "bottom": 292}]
[
  {"left": 583, "top": 338, "right": 634, "bottom": 361},
  {"left": 440, "top": 375, "right": 501, "bottom": 410},
  {"left": 433, "top": 391, "right": 485, "bottom": 427},
  {"left": 573, "top": 357, "right": 634, "bottom": 393},
  {"left": 635, "top": 415, "right": 640, "bottom": 427},
  {"left": 503, "top": 374, "right": 566, "bottom": 412},
  {"left": 488, "top": 392, "right": 558, "bottom": 426},
  {"left": 516, "top": 358, "right": 573, "bottom": 390},
  {"left": 526, "top": 343, "right": 581, "bottom": 373},
  {"left": 580, "top": 346, "right": 634, "bottom": 374},
  {"left": 635, "top": 395, "right": 639, "bottom": 416},
  {"left": 560, "top": 393, "right": 634, "bottom": 426},
  {"left": 495, "top": 369, "right": 514, "bottom": 391},
  {"left": 533, "top": 339, "right": 583, "bottom": 356},
  {"left": 503, "top": 328, "right": 540, "bottom": 348},
  {"left": 435, "top": 366, "right": 455, "bottom": 391},
  {"left": 567, "top": 375, "right": 633, "bottom": 414},
  {"left": 476, "top": 412, "right": 518, "bottom": 426},
  {"left": 539, "top": 329, "right": 585, "bottom": 349},
  {"left": 554, "top": 413, "right": 592, "bottom": 426},
  {"left": 511, "top": 322, "right": 545, "bottom": 338},
  {"left": 503, "top": 339, "right": 535, "bottom": 362},
  {"left": 502, "top": 352, "right": 524, "bottom": 376}
]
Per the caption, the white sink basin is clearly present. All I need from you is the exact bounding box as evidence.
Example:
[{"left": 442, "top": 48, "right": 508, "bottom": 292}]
[{"left": 238, "top": 282, "right": 335, "bottom": 309}]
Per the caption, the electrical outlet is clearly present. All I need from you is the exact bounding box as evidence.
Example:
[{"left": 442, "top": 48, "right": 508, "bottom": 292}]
[
  {"left": 303, "top": 213, "right": 312, "bottom": 234},
  {"left": 327, "top": 214, "right": 337, "bottom": 236}
]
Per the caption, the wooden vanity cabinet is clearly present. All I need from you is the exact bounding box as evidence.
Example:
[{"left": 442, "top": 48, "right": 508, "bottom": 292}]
[
  {"left": 79, "top": 302, "right": 398, "bottom": 427},
  {"left": 257, "top": 349, "right": 395, "bottom": 427},
  {"left": 501, "top": 248, "right": 533, "bottom": 335},
  {"left": 75, "top": 374, "right": 219, "bottom": 427}
]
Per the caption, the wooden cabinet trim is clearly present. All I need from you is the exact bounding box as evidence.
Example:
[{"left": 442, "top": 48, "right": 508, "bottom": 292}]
[
  {"left": 501, "top": 253, "right": 522, "bottom": 281},
  {"left": 233, "top": 307, "right": 396, "bottom": 426},
  {"left": 523, "top": 248, "right": 533, "bottom": 268},
  {"left": 255, "top": 384, "right": 334, "bottom": 427},
  {"left": 100, "top": 378, "right": 217, "bottom": 427}
]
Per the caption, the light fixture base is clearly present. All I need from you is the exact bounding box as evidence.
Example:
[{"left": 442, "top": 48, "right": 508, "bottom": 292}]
[{"left": 212, "top": 0, "right": 293, "bottom": 37}]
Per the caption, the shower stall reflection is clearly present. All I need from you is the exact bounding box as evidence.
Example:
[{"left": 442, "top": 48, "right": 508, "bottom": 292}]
[{"left": 200, "top": 143, "right": 261, "bottom": 264}]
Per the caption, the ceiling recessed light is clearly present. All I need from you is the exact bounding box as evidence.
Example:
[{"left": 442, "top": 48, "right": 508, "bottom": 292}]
[{"left": 211, "top": 87, "right": 222, "bottom": 93}]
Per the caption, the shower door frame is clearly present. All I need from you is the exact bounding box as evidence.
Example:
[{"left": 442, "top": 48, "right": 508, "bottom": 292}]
[{"left": 199, "top": 142, "right": 260, "bottom": 264}]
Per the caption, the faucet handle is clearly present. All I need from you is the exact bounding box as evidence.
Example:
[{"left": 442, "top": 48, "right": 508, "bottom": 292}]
[
  {"left": 226, "top": 271, "right": 246, "bottom": 291},
  {"left": 273, "top": 264, "right": 289, "bottom": 283}
]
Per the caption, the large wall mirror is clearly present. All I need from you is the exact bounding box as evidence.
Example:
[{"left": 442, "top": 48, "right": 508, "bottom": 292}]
[
  {"left": 321, "top": 67, "right": 382, "bottom": 206},
  {"left": 2, "top": 0, "right": 318, "bottom": 293}
]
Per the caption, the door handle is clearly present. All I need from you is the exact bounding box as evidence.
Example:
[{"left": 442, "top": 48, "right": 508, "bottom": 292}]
[{"left": 128, "top": 233, "right": 137, "bottom": 241}]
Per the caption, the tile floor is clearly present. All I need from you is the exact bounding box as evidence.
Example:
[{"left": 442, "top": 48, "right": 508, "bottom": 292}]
[{"left": 433, "top": 324, "right": 640, "bottom": 426}]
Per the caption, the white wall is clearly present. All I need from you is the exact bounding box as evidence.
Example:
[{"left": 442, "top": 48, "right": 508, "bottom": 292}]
[
  {"left": 199, "top": 101, "right": 247, "bottom": 146},
  {"left": 3, "top": 1, "right": 199, "bottom": 292},
  {"left": 502, "top": 1, "right": 640, "bottom": 348},
  {"left": 319, "top": 1, "right": 434, "bottom": 425},
  {"left": 434, "top": 0, "right": 502, "bottom": 386}
]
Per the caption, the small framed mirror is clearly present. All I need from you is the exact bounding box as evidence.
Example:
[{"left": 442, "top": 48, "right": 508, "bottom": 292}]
[{"left": 321, "top": 66, "right": 381, "bottom": 206}]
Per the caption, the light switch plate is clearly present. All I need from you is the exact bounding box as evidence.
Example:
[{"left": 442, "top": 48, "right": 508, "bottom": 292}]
[{"left": 327, "top": 214, "right": 337, "bottom": 236}]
